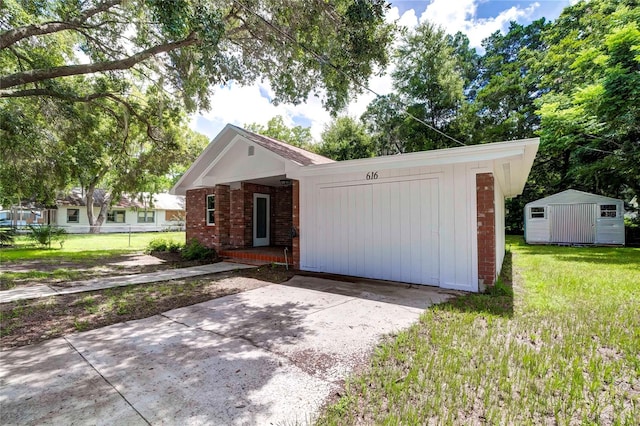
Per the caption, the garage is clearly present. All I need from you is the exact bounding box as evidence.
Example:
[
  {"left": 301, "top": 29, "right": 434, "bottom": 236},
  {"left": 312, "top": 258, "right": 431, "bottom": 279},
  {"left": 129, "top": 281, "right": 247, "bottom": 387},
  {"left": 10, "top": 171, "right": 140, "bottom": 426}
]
[{"left": 314, "top": 177, "right": 440, "bottom": 285}]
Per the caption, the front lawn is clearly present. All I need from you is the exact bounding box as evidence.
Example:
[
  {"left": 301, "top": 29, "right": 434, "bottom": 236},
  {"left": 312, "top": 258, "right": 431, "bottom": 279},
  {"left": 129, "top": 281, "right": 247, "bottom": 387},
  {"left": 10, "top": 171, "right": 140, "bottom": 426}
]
[
  {"left": 318, "top": 237, "right": 640, "bottom": 424},
  {"left": 0, "top": 231, "right": 185, "bottom": 262}
]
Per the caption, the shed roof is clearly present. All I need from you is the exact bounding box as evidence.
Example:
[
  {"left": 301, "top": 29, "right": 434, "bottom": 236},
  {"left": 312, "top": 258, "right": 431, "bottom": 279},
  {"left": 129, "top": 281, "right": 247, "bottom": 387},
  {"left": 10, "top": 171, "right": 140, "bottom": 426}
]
[{"left": 525, "top": 189, "right": 622, "bottom": 207}]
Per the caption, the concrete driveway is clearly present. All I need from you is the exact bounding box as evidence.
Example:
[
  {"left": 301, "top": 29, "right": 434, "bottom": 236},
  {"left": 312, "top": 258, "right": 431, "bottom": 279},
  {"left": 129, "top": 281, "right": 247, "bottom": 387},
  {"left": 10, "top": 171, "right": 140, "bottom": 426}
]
[{"left": 0, "top": 276, "right": 455, "bottom": 425}]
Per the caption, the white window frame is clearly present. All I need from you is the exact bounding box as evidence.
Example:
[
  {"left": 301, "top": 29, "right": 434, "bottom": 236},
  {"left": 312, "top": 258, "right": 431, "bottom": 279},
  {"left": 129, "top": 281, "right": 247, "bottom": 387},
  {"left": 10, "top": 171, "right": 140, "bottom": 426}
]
[
  {"left": 67, "top": 208, "right": 80, "bottom": 223},
  {"left": 206, "top": 194, "right": 215, "bottom": 225},
  {"left": 599, "top": 204, "right": 617, "bottom": 218},
  {"left": 107, "top": 210, "right": 126, "bottom": 223},
  {"left": 530, "top": 206, "right": 546, "bottom": 219},
  {"left": 137, "top": 210, "right": 155, "bottom": 223}
]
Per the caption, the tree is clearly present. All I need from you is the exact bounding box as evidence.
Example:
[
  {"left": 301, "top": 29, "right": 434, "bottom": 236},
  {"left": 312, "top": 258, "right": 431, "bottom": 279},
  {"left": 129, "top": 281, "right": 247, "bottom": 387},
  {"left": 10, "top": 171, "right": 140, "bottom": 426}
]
[
  {"left": 474, "top": 19, "right": 549, "bottom": 143},
  {"left": 245, "top": 116, "right": 313, "bottom": 149},
  {"left": 392, "top": 22, "right": 466, "bottom": 148},
  {"left": 537, "top": 0, "right": 640, "bottom": 202},
  {"left": 1, "top": 0, "right": 394, "bottom": 113},
  {"left": 317, "top": 116, "right": 373, "bottom": 160},
  {"left": 0, "top": 81, "right": 208, "bottom": 232}
]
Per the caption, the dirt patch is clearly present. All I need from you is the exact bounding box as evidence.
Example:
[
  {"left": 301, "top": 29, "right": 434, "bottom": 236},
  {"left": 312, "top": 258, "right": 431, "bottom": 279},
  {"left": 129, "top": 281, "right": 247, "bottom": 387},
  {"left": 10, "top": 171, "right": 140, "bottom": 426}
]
[{"left": 1, "top": 265, "right": 294, "bottom": 350}]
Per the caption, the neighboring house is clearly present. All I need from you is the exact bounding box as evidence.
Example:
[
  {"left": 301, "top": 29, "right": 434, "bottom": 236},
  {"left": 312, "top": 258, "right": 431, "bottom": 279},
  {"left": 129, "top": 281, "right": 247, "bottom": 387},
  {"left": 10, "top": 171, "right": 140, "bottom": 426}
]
[
  {"left": 55, "top": 189, "right": 185, "bottom": 233},
  {"left": 0, "top": 207, "right": 50, "bottom": 227},
  {"left": 524, "top": 189, "right": 625, "bottom": 246},
  {"left": 172, "top": 124, "right": 539, "bottom": 293}
]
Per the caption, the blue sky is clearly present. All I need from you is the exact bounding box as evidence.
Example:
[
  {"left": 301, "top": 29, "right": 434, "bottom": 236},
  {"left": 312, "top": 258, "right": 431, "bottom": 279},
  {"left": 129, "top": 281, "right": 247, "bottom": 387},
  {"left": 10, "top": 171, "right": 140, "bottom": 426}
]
[{"left": 192, "top": 0, "right": 572, "bottom": 141}]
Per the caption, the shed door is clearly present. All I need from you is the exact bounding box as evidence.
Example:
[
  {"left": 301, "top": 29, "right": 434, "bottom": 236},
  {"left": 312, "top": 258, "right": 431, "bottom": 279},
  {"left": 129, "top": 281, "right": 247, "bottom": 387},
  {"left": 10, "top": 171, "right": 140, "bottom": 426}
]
[
  {"left": 316, "top": 177, "right": 440, "bottom": 285},
  {"left": 550, "top": 203, "right": 596, "bottom": 244}
]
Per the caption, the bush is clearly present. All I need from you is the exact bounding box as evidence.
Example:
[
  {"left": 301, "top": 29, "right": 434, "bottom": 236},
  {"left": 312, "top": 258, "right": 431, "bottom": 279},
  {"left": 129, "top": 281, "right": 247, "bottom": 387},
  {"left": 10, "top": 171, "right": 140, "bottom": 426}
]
[
  {"left": 146, "top": 238, "right": 169, "bottom": 253},
  {"left": 28, "top": 225, "right": 67, "bottom": 248},
  {"left": 181, "top": 238, "right": 215, "bottom": 261},
  {"left": 0, "top": 227, "right": 16, "bottom": 246},
  {"left": 146, "top": 238, "right": 184, "bottom": 254}
]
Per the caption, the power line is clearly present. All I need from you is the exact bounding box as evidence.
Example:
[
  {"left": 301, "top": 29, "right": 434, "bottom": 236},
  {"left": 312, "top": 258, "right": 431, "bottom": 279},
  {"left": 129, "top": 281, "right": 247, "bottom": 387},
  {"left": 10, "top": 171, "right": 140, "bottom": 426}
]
[{"left": 230, "top": 0, "right": 466, "bottom": 147}]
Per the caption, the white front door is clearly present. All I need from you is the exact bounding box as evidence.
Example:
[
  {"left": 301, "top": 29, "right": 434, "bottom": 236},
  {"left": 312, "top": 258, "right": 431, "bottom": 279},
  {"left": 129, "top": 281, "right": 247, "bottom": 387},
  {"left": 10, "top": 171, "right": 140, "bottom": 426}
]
[{"left": 253, "top": 193, "right": 270, "bottom": 247}]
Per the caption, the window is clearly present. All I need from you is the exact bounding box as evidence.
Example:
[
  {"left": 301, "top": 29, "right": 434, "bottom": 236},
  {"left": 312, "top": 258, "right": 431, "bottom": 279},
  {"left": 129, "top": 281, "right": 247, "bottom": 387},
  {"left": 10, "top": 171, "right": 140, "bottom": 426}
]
[
  {"left": 530, "top": 207, "right": 545, "bottom": 219},
  {"left": 67, "top": 208, "right": 79, "bottom": 223},
  {"left": 206, "top": 194, "right": 215, "bottom": 225},
  {"left": 137, "top": 210, "right": 155, "bottom": 223},
  {"left": 600, "top": 204, "right": 617, "bottom": 218},
  {"left": 107, "top": 210, "right": 126, "bottom": 223}
]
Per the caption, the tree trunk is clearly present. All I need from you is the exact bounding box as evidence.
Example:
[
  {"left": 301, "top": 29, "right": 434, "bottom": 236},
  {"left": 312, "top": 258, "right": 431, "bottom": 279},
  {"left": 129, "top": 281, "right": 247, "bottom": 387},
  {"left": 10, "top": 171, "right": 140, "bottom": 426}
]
[{"left": 85, "top": 185, "right": 110, "bottom": 233}]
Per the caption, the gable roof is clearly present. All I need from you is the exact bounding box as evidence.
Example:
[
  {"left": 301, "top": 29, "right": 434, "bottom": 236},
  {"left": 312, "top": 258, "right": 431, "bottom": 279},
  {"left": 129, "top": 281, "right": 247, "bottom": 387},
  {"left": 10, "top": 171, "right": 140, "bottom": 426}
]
[
  {"left": 171, "top": 124, "right": 333, "bottom": 195},
  {"left": 526, "top": 189, "right": 622, "bottom": 207},
  {"left": 230, "top": 125, "right": 333, "bottom": 166}
]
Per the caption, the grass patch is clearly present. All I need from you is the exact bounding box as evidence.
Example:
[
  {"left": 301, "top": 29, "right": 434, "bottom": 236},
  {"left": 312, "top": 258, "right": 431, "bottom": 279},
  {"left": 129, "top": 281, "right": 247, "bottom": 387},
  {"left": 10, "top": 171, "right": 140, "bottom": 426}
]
[
  {"left": 0, "top": 231, "right": 185, "bottom": 262},
  {"left": 317, "top": 236, "right": 640, "bottom": 425}
]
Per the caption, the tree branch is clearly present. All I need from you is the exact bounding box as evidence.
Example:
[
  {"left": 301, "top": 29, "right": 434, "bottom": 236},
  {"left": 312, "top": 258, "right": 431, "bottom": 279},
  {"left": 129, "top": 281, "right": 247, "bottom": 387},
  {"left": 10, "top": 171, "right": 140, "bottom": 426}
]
[
  {"left": 0, "top": 33, "right": 199, "bottom": 89},
  {"left": 0, "top": 0, "right": 122, "bottom": 50}
]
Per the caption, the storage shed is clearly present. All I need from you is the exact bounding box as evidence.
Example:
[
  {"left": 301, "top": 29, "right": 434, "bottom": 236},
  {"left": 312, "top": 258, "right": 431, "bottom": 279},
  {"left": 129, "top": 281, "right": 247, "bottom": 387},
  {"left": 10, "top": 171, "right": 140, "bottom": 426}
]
[{"left": 524, "top": 189, "right": 625, "bottom": 245}]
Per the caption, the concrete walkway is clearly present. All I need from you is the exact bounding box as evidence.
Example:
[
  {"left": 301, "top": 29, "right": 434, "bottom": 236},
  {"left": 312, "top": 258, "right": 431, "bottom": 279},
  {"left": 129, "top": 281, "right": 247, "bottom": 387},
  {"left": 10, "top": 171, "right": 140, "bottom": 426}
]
[
  {"left": 0, "top": 262, "right": 255, "bottom": 304},
  {"left": 0, "top": 276, "right": 455, "bottom": 425}
]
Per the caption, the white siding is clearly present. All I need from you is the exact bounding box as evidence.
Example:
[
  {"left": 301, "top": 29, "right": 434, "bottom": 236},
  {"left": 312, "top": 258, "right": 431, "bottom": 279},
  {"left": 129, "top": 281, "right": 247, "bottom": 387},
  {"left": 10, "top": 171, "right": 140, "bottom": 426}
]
[
  {"left": 299, "top": 162, "right": 497, "bottom": 292},
  {"left": 54, "top": 206, "right": 183, "bottom": 233},
  {"left": 494, "top": 182, "right": 505, "bottom": 278},
  {"left": 525, "top": 191, "right": 625, "bottom": 245}
]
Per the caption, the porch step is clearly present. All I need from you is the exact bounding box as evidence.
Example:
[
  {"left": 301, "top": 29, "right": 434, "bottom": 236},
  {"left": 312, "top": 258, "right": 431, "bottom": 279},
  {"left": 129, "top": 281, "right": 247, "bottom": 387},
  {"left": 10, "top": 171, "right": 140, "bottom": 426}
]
[{"left": 219, "top": 249, "right": 288, "bottom": 264}]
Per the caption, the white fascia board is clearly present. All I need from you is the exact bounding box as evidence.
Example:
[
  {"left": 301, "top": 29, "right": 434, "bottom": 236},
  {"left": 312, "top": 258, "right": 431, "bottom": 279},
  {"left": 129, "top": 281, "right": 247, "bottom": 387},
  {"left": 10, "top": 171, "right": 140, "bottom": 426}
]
[
  {"left": 170, "top": 124, "right": 236, "bottom": 194},
  {"left": 289, "top": 140, "right": 537, "bottom": 178}
]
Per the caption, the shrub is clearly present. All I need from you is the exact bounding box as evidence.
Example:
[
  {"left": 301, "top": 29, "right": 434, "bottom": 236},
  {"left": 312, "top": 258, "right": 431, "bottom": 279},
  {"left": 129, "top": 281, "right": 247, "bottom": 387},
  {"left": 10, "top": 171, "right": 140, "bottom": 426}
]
[
  {"left": 28, "top": 225, "right": 67, "bottom": 248},
  {"left": 181, "top": 238, "right": 215, "bottom": 261},
  {"left": 0, "top": 227, "right": 16, "bottom": 246},
  {"left": 146, "top": 238, "right": 169, "bottom": 253},
  {"left": 146, "top": 238, "right": 184, "bottom": 254}
]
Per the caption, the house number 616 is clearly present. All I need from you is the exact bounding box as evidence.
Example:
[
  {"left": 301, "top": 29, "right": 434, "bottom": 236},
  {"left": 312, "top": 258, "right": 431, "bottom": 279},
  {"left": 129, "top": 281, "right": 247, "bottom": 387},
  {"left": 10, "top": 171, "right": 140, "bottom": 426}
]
[{"left": 366, "top": 171, "right": 379, "bottom": 180}]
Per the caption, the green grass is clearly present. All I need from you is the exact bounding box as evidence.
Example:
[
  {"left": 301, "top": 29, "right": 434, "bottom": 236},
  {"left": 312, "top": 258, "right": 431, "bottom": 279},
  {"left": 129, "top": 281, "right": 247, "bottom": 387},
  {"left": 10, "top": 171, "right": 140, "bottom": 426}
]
[
  {"left": 0, "top": 231, "right": 185, "bottom": 262},
  {"left": 317, "top": 236, "right": 640, "bottom": 425}
]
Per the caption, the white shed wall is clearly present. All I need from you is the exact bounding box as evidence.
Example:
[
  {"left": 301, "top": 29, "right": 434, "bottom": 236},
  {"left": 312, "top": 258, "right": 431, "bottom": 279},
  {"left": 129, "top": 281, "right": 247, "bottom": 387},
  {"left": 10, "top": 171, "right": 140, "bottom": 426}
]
[{"left": 525, "top": 191, "right": 625, "bottom": 245}]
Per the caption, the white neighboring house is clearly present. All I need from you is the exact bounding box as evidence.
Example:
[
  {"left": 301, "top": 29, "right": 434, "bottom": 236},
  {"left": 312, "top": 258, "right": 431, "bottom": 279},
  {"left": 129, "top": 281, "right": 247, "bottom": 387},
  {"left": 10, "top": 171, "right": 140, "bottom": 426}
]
[
  {"left": 524, "top": 189, "right": 625, "bottom": 245},
  {"left": 55, "top": 189, "right": 185, "bottom": 233}
]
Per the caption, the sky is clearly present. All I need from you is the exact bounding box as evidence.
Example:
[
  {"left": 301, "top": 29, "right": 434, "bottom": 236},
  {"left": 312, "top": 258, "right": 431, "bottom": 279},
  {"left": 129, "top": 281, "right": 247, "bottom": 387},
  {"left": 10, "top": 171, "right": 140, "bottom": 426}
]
[{"left": 191, "top": 0, "right": 572, "bottom": 142}]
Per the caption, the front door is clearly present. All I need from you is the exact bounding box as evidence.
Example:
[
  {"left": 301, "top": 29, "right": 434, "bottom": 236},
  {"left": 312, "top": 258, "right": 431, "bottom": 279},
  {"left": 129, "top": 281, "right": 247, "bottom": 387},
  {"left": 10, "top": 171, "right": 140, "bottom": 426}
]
[{"left": 253, "top": 193, "right": 270, "bottom": 247}]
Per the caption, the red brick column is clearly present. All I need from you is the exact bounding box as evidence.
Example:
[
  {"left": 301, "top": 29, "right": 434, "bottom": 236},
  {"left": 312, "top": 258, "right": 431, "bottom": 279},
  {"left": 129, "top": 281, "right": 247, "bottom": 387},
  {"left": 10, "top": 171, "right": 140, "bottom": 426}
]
[
  {"left": 476, "top": 173, "right": 496, "bottom": 289},
  {"left": 229, "top": 185, "right": 245, "bottom": 248},
  {"left": 215, "top": 185, "right": 230, "bottom": 249},
  {"left": 292, "top": 179, "right": 300, "bottom": 269}
]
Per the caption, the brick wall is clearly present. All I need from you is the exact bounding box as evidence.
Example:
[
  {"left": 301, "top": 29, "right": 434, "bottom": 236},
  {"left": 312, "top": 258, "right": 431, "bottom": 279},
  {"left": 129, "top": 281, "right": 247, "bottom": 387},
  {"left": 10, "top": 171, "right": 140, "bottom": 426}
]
[
  {"left": 185, "top": 187, "right": 216, "bottom": 248},
  {"left": 292, "top": 179, "right": 300, "bottom": 269},
  {"left": 274, "top": 185, "right": 293, "bottom": 246},
  {"left": 476, "top": 173, "right": 496, "bottom": 289}
]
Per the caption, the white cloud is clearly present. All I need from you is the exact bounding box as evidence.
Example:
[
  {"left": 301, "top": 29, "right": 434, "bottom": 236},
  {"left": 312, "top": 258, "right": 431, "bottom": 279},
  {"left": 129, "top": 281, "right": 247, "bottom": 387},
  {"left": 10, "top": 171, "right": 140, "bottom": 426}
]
[{"left": 420, "top": 0, "right": 540, "bottom": 49}]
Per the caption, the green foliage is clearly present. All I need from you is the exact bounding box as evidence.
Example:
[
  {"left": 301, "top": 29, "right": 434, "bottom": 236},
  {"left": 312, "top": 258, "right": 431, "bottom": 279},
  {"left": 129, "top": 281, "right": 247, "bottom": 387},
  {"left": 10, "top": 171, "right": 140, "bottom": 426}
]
[
  {"left": 245, "top": 116, "right": 314, "bottom": 149},
  {"left": 146, "top": 238, "right": 183, "bottom": 253},
  {"left": 27, "top": 225, "right": 67, "bottom": 248},
  {"left": 317, "top": 116, "right": 374, "bottom": 160},
  {"left": 1, "top": 0, "right": 393, "bottom": 113},
  {"left": 0, "top": 227, "right": 16, "bottom": 246},
  {"left": 181, "top": 238, "right": 215, "bottom": 261}
]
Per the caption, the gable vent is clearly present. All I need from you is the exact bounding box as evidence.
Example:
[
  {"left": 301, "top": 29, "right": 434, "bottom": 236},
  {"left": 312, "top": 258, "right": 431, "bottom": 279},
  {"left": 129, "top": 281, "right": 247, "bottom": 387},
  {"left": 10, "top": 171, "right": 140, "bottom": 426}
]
[{"left": 248, "top": 146, "right": 255, "bottom": 156}]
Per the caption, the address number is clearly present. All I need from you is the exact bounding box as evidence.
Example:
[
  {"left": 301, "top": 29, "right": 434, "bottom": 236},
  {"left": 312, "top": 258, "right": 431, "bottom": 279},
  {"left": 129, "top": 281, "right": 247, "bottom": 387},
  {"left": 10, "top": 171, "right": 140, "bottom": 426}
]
[{"left": 366, "top": 171, "right": 379, "bottom": 180}]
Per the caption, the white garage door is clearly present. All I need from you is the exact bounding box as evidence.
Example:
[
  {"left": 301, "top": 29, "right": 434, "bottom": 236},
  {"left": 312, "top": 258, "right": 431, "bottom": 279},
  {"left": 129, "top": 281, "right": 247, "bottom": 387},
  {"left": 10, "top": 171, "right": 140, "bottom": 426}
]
[{"left": 316, "top": 177, "right": 440, "bottom": 285}]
